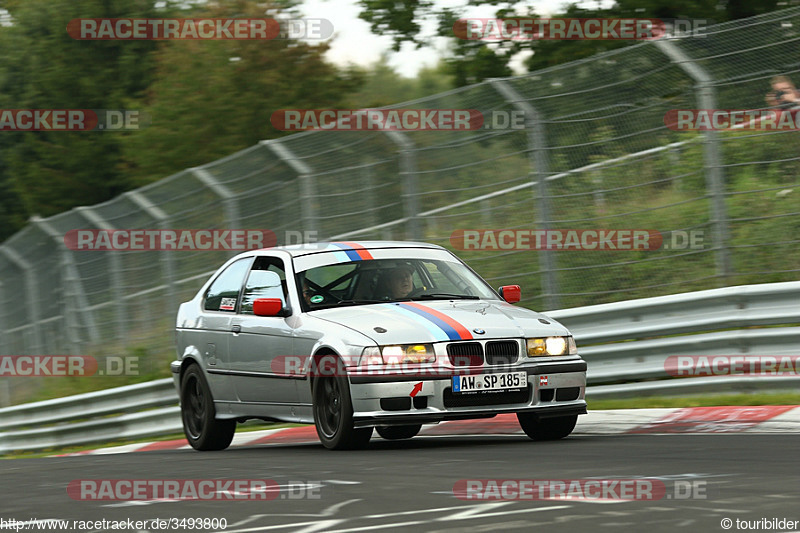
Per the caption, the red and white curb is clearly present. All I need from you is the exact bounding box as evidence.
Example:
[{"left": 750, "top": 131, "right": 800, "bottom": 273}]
[{"left": 53, "top": 405, "right": 800, "bottom": 457}]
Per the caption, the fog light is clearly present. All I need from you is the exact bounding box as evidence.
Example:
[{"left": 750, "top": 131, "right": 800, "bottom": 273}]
[{"left": 526, "top": 338, "right": 546, "bottom": 356}]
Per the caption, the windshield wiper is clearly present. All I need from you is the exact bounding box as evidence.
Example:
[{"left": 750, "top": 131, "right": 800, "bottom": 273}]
[
  {"left": 333, "top": 299, "right": 385, "bottom": 306},
  {"left": 415, "top": 293, "right": 480, "bottom": 300},
  {"left": 310, "top": 299, "right": 385, "bottom": 311}
]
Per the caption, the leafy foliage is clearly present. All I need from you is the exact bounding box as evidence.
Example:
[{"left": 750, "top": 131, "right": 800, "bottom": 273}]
[{"left": 0, "top": 0, "right": 364, "bottom": 239}]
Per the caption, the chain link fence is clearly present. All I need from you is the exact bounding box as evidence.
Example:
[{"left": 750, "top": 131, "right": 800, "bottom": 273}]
[{"left": 2, "top": 8, "right": 799, "bottom": 404}]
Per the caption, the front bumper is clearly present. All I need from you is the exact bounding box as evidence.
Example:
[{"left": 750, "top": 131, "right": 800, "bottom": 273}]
[{"left": 349, "top": 360, "right": 587, "bottom": 427}]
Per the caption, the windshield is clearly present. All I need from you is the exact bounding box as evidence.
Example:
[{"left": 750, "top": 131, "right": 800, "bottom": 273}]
[{"left": 296, "top": 258, "right": 499, "bottom": 310}]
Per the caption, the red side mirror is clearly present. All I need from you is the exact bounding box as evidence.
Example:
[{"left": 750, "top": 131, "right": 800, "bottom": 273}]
[
  {"left": 253, "top": 298, "right": 284, "bottom": 317},
  {"left": 499, "top": 285, "right": 521, "bottom": 303}
]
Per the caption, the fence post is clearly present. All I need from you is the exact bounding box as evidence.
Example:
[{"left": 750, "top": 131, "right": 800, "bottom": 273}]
[
  {"left": 360, "top": 165, "right": 379, "bottom": 230},
  {"left": 385, "top": 131, "right": 421, "bottom": 241},
  {"left": 75, "top": 207, "right": 128, "bottom": 347},
  {"left": 0, "top": 245, "right": 43, "bottom": 355},
  {"left": 490, "top": 79, "right": 559, "bottom": 309},
  {"left": 590, "top": 169, "right": 606, "bottom": 214},
  {"left": 655, "top": 39, "right": 732, "bottom": 280},
  {"left": 31, "top": 216, "right": 97, "bottom": 353},
  {"left": 480, "top": 198, "right": 492, "bottom": 226},
  {"left": 261, "top": 140, "right": 318, "bottom": 240},
  {"left": 123, "top": 191, "right": 178, "bottom": 317},
  {"left": 190, "top": 167, "right": 241, "bottom": 254},
  {"left": 669, "top": 146, "right": 683, "bottom": 191}
]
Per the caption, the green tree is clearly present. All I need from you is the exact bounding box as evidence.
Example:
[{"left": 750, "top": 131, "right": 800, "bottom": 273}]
[
  {"left": 343, "top": 58, "right": 455, "bottom": 108},
  {"left": 119, "top": 1, "right": 363, "bottom": 184},
  {"left": 0, "top": 0, "right": 364, "bottom": 238},
  {"left": 358, "top": 0, "right": 788, "bottom": 85},
  {"left": 0, "top": 0, "right": 160, "bottom": 229}
]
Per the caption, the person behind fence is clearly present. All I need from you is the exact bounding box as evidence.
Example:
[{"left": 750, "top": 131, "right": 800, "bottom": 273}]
[{"left": 765, "top": 76, "right": 800, "bottom": 109}]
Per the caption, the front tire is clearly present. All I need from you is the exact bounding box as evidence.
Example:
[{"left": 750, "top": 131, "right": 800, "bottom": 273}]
[
  {"left": 312, "top": 363, "right": 371, "bottom": 450},
  {"left": 376, "top": 425, "right": 422, "bottom": 440},
  {"left": 180, "top": 364, "right": 235, "bottom": 451},
  {"left": 517, "top": 413, "right": 577, "bottom": 441}
]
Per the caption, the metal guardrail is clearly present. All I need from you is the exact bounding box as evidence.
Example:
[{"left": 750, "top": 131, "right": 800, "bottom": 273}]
[
  {"left": 545, "top": 280, "right": 800, "bottom": 386},
  {"left": 0, "top": 379, "right": 180, "bottom": 454},
  {"left": 0, "top": 407, "right": 182, "bottom": 454},
  {"left": 0, "top": 378, "right": 176, "bottom": 432},
  {"left": 1, "top": 281, "right": 798, "bottom": 454},
  {"left": 546, "top": 280, "right": 800, "bottom": 345}
]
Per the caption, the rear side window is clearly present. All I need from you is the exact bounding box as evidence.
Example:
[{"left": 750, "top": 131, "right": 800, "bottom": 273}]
[{"left": 204, "top": 258, "right": 252, "bottom": 312}]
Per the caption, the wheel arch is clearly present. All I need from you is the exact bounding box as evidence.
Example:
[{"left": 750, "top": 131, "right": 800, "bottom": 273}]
[
  {"left": 178, "top": 354, "right": 203, "bottom": 382},
  {"left": 308, "top": 347, "right": 340, "bottom": 395}
]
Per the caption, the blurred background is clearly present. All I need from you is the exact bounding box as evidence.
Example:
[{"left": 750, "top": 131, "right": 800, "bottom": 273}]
[{"left": 1, "top": 0, "right": 799, "bottom": 406}]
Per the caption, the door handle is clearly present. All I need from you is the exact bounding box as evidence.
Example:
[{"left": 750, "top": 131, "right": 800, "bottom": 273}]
[{"left": 231, "top": 325, "right": 241, "bottom": 334}]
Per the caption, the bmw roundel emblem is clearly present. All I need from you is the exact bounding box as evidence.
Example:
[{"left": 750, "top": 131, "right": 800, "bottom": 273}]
[{"left": 473, "top": 328, "right": 485, "bottom": 335}]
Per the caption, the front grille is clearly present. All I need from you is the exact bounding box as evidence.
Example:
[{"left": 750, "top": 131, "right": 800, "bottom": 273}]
[
  {"left": 443, "top": 385, "right": 531, "bottom": 408},
  {"left": 446, "top": 342, "right": 484, "bottom": 366},
  {"left": 485, "top": 341, "right": 519, "bottom": 365}
]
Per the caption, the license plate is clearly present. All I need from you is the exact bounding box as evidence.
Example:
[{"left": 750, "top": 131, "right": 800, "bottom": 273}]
[{"left": 452, "top": 372, "right": 527, "bottom": 393}]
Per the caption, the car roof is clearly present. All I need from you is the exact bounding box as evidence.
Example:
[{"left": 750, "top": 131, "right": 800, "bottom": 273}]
[{"left": 250, "top": 240, "right": 446, "bottom": 258}]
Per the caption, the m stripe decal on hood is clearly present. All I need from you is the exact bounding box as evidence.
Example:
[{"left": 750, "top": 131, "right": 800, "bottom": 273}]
[
  {"left": 394, "top": 302, "right": 474, "bottom": 341},
  {"left": 379, "top": 304, "right": 452, "bottom": 342}
]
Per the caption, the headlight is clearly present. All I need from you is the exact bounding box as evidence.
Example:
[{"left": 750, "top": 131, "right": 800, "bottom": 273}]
[
  {"left": 526, "top": 336, "right": 576, "bottom": 356},
  {"left": 359, "top": 344, "right": 435, "bottom": 365},
  {"left": 360, "top": 346, "right": 383, "bottom": 365},
  {"left": 545, "top": 336, "right": 567, "bottom": 355}
]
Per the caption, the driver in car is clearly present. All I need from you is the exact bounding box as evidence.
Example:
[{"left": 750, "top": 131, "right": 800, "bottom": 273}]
[{"left": 377, "top": 265, "right": 416, "bottom": 299}]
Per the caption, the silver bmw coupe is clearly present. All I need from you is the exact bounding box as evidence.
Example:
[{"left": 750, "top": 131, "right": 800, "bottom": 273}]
[{"left": 172, "top": 241, "right": 586, "bottom": 450}]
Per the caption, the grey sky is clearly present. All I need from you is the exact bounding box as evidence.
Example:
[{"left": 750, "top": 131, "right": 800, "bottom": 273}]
[{"left": 300, "top": 0, "right": 606, "bottom": 77}]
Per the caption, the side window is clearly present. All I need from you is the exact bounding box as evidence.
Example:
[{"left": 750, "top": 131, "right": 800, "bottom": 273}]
[
  {"left": 204, "top": 259, "right": 252, "bottom": 312},
  {"left": 240, "top": 257, "right": 287, "bottom": 314}
]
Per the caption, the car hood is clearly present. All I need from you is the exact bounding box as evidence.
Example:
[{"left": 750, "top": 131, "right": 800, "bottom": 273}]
[{"left": 311, "top": 299, "right": 570, "bottom": 345}]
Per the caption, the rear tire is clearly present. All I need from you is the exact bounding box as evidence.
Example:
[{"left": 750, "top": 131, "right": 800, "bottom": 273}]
[
  {"left": 312, "top": 357, "right": 372, "bottom": 450},
  {"left": 517, "top": 413, "right": 577, "bottom": 441},
  {"left": 180, "top": 364, "right": 236, "bottom": 451},
  {"left": 376, "top": 424, "right": 422, "bottom": 440}
]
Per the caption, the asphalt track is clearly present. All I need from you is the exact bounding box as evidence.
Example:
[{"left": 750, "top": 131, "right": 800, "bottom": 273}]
[{"left": 2, "top": 432, "right": 799, "bottom": 533}]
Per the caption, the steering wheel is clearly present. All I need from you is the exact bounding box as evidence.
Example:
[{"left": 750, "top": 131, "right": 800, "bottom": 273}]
[{"left": 407, "top": 286, "right": 428, "bottom": 298}]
